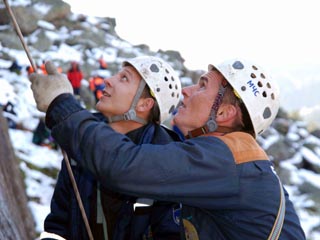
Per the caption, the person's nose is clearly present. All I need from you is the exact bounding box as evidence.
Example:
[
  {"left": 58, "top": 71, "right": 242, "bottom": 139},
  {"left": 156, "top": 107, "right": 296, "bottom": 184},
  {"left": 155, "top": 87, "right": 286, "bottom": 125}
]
[
  {"left": 182, "top": 85, "right": 194, "bottom": 98},
  {"left": 104, "top": 77, "right": 113, "bottom": 88}
]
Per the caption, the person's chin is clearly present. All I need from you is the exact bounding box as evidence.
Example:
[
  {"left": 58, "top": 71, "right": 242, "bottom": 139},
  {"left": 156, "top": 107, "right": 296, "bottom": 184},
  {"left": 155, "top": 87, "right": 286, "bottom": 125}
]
[
  {"left": 172, "top": 114, "right": 179, "bottom": 124},
  {"left": 172, "top": 116, "right": 184, "bottom": 132},
  {"left": 95, "top": 101, "right": 101, "bottom": 109},
  {"left": 174, "top": 109, "right": 185, "bottom": 122},
  {"left": 95, "top": 101, "right": 106, "bottom": 112}
]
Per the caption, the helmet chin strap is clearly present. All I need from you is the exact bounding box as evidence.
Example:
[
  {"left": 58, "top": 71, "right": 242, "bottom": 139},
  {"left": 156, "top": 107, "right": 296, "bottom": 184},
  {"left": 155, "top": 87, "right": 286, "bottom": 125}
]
[
  {"left": 186, "top": 82, "right": 231, "bottom": 139},
  {"left": 108, "top": 79, "right": 147, "bottom": 125}
]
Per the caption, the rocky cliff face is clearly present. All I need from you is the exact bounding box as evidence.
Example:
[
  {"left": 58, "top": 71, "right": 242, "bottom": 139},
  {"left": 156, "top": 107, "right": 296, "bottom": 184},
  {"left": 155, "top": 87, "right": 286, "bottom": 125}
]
[
  {"left": 0, "top": 110, "right": 35, "bottom": 240},
  {"left": 0, "top": 0, "right": 202, "bottom": 82}
]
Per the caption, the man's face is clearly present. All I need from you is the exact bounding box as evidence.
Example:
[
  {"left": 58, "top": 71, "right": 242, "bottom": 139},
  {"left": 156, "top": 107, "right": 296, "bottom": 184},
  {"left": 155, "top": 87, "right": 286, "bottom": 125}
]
[
  {"left": 173, "top": 70, "right": 224, "bottom": 135},
  {"left": 96, "top": 66, "right": 142, "bottom": 117}
]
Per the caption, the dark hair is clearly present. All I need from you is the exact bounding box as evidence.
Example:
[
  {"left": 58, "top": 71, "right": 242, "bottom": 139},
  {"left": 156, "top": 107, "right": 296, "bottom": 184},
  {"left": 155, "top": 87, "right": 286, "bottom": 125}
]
[{"left": 140, "top": 84, "right": 160, "bottom": 123}]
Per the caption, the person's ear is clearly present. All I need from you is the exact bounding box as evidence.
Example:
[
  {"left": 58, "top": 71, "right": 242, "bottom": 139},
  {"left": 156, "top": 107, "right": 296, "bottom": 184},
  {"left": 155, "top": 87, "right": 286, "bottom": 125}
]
[
  {"left": 136, "top": 98, "right": 155, "bottom": 112},
  {"left": 216, "top": 104, "right": 237, "bottom": 122}
]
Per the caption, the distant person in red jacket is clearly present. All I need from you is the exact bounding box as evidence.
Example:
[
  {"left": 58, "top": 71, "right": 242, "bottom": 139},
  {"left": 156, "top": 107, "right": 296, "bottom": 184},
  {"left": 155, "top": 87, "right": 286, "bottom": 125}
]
[
  {"left": 98, "top": 55, "right": 108, "bottom": 69},
  {"left": 67, "top": 61, "right": 83, "bottom": 98}
]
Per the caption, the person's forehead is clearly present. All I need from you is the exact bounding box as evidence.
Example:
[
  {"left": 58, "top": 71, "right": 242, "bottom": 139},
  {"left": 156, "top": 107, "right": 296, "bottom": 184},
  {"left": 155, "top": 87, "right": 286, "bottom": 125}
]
[
  {"left": 121, "top": 65, "right": 141, "bottom": 78},
  {"left": 200, "top": 70, "right": 223, "bottom": 82}
]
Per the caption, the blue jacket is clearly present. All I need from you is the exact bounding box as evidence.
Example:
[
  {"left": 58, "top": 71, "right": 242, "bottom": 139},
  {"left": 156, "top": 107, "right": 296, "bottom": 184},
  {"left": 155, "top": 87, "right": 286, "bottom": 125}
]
[
  {"left": 46, "top": 94, "right": 306, "bottom": 240},
  {"left": 43, "top": 112, "right": 182, "bottom": 240}
]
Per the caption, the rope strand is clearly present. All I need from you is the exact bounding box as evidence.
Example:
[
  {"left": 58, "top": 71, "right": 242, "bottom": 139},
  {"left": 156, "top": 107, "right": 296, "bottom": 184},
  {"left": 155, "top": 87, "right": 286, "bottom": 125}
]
[{"left": 3, "top": 1, "right": 94, "bottom": 239}]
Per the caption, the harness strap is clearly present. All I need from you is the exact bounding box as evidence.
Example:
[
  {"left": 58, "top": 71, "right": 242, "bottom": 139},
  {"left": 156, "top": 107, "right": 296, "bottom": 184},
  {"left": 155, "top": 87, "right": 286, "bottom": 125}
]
[
  {"left": 97, "top": 183, "right": 109, "bottom": 240},
  {"left": 268, "top": 174, "right": 285, "bottom": 240}
]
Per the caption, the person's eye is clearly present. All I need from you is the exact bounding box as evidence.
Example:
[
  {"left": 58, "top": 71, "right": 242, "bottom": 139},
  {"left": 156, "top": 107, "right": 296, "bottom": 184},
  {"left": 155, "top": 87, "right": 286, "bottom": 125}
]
[
  {"left": 121, "top": 76, "right": 128, "bottom": 82},
  {"left": 199, "top": 82, "right": 206, "bottom": 90}
]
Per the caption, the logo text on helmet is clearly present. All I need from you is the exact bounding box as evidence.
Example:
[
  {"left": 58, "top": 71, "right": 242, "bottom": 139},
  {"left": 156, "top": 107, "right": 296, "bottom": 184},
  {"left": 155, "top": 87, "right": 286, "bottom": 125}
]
[{"left": 247, "top": 80, "right": 260, "bottom": 96}]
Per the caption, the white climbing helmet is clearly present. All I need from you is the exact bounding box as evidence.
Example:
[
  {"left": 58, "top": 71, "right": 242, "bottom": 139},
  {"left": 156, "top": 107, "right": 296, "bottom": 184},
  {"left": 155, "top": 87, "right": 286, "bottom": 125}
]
[
  {"left": 123, "top": 56, "right": 181, "bottom": 123},
  {"left": 208, "top": 59, "right": 280, "bottom": 137}
]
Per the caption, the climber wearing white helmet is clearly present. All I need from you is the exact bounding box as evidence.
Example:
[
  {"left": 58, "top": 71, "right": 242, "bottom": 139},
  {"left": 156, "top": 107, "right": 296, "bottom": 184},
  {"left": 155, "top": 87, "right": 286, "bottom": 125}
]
[
  {"left": 181, "top": 59, "right": 280, "bottom": 139},
  {"left": 104, "top": 56, "right": 181, "bottom": 125},
  {"left": 38, "top": 56, "right": 183, "bottom": 240},
  {"left": 31, "top": 58, "right": 305, "bottom": 240}
]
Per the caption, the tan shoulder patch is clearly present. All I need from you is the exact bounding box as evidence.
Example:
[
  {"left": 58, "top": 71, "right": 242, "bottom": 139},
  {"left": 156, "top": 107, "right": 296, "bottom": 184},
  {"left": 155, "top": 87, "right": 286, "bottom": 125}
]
[{"left": 211, "top": 132, "right": 269, "bottom": 164}]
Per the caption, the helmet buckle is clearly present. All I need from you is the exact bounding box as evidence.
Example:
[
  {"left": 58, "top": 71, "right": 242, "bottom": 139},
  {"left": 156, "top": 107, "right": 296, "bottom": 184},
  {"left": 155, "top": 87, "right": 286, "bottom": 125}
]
[
  {"left": 206, "top": 119, "right": 218, "bottom": 132},
  {"left": 124, "top": 109, "right": 136, "bottom": 121}
]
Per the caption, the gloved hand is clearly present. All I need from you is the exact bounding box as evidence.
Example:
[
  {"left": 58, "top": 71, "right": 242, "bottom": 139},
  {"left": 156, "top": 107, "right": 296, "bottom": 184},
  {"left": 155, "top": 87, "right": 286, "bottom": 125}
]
[{"left": 30, "top": 61, "right": 73, "bottom": 112}]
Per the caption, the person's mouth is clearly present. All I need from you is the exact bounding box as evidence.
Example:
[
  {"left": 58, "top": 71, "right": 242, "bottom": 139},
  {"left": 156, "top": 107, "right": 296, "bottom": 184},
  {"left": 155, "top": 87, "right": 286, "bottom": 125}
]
[
  {"left": 179, "top": 101, "right": 186, "bottom": 108},
  {"left": 102, "top": 90, "right": 111, "bottom": 97}
]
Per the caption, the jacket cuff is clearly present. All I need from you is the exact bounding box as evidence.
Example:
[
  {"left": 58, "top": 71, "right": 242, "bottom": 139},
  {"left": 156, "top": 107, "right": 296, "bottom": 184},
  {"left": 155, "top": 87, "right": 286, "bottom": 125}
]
[{"left": 45, "top": 93, "right": 83, "bottom": 129}]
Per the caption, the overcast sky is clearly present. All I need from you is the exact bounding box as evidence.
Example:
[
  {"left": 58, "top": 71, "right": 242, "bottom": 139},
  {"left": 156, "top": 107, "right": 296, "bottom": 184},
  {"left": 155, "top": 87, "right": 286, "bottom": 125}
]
[{"left": 64, "top": 0, "right": 320, "bottom": 71}]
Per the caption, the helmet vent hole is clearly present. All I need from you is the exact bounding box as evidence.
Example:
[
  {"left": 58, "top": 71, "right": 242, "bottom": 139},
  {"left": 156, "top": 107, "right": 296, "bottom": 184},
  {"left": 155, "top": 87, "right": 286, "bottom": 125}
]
[
  {"left": 169, "top": 84, "right": 173, "bottom": 89},
  {"left": 169, "top": 105, "right": 175, "bottom": 114},
  {"left": 232, "top": 61, "right": 244, "bottom": 69},
  {"left": 156, "top": 87, "right": 160, "bottom": 92},
  {"left": 252, "top": 65, "right": 258, "bottom": 70},
  {"left": 165, "top": 69, "right": 170, "bottom": 74},
  {"left": 164, "top": 76, "right": 168, "bottom": 81},
  {"left": 171, "top": 76, "right": 175, "bottom": 81},
  {"left": 171, "top": 92, "right": 175, "bottom": 97},
  {"left": 251, "top": 73, "right": 256, "bottom": 78},
  {"left": 177, "top": 93, "right": 180, "bottom": 98},
  {"left": 175, "top": 84, "right": 178, "bottom": 90},
  {"left": 271, "top": 93, "right": 275, "bottom": 100},
  {"left": 241, "top": 86, "right": 246, "bottom": 91},
  {"left": 150, "top": 64, "right": 160, "bottom": 72},
  {"left": 262, "top": 91, "right": 267, "bottom": 97},
  {"left": 261, "top": 73, "right": 266, "bottom": 79},
  {"left": 258, "top": 81, "right": 263, "bottom": 87},
  {"left": 263, "top": 107, "right": 272, "bottom": 119},
  {"left": 266, "top": 82, "right": 271, "bottom": 88}
]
